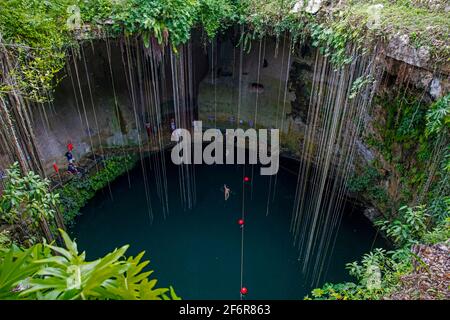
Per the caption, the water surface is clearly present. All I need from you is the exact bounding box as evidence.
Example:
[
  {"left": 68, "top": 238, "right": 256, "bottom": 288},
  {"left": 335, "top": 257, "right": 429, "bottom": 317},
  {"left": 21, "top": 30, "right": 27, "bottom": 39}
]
[{"left": 71, "top": 154, "right": 385, "bottom": 299}]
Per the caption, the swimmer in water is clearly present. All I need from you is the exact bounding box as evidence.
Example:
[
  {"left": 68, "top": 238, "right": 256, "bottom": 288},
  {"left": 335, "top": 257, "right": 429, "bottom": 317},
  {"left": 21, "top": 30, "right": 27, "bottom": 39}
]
[{"left": 224, "top": 184, "right": 230, "bottom": 201}]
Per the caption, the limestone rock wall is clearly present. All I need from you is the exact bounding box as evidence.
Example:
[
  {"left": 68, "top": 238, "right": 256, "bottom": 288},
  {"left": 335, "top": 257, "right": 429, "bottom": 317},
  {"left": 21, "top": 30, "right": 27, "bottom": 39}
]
[{"left": 30, "top": 38, "right": 208, "bottom": 175}]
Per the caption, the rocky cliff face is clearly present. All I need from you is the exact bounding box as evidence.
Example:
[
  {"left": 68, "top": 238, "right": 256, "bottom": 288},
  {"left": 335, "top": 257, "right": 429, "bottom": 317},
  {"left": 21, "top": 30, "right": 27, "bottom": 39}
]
[
  {"left": 3, "top": 31, "right": 446, "bottom": 218},
  {"left": 31, "top": 38, "right": 207, "bottom": 174},
  {"left": 283, "top": 36, "right": 448, "bottom": 218}
]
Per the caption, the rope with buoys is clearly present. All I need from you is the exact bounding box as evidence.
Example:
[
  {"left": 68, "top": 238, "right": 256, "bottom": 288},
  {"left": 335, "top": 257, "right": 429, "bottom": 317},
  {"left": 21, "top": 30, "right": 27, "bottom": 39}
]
[{"left": 240, "top": 172, "right": 251, "bottom": 299}]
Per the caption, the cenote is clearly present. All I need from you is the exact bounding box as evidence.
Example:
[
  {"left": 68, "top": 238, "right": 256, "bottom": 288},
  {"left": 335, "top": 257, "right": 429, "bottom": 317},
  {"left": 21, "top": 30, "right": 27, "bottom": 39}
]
[
  {"left": 71, "top": 151, "right": 386, "bottom": 300},
  {"left": 1, "top": 0, "right": 449, "bottom": 303}
]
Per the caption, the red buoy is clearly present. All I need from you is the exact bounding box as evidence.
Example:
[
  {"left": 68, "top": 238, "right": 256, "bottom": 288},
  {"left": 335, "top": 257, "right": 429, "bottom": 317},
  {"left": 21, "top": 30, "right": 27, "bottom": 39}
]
[
  {"left": 240, "top": 287, "right": 248, "bottom": 295},
  {"left": 238, "top": 219, "right": 244, "bottom": 226},
  {"left": 52, "top": 163, "right": 59, "bottom": 173},
  {"left": 243, "top": 176, "right": 250, "bottom": 182}
]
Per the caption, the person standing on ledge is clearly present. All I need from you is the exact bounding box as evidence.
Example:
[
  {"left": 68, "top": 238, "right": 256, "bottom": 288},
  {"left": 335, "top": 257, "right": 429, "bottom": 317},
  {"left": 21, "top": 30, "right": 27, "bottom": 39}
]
[
  {"left": 65, "top": 141, "right": 75, "bottom": 164},
  {"left": 67, "top": 141, "right": 74, "bottom": 152},
  {"left": 65, "top": 150, "right": 74, "bottom": 163}
]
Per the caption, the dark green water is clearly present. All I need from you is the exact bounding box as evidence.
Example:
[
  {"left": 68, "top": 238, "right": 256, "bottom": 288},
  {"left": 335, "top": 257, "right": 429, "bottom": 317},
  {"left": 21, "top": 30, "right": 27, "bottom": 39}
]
[{"left": 71, "top": 154, "right": 385, "bottom": 299}]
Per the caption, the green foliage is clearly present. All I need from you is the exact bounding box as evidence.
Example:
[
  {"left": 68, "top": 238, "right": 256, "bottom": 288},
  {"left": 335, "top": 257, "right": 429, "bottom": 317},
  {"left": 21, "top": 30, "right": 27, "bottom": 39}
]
[
  {"left": 427, "top": 194, "right": 450, "bottom": 223},
  {"left": 374, "top": 197, "right": 449, "bottom": 248},
  {"left": 0, "top": 241, "right": 51, "bottom": 299},
  {"left": 347, "top": 165, "right": 388, "bottom": 207},
  {"left": 80, "top": 0, "right": 237, "bottom": 47},
  {"left": 426, "top": 94, "right": 450, "bottom": 137},
  {"left": 309, "top": 201, "right": 449, "bottom": 300},
  {"left": 76, "top": 0, "right": 240, "bottom": 48},
  {"left": 238, "top": 0, "right": 449, "bottom": 66},
  {"left": 99, "top": 251, "right": 181, "bottom": 300},
  {"left": 79, "top": 0, "right": 199, "bottom": 49},
  {"left": 309, "top": 247, "right": 411, "bottom": 300},
  {"left": 375, "top": 205, "right": 430, "bottom": 247},
  {"left": 343, "top": 116, "right": 449, "bottom": 298},
  {"left": 321, "top": 0, "right": 450, "bottom": 63},
  {"left": 348, "top": 166, "right": 381, "bottom": 193},
  {"left": 196, "top": 0, "right": 237, "bottom": 39},
  {"left": 0, "top": 0, "right": 73, "bottom": 102},
  {"left": 349, "top": 75, "right": 374, "bottom": 100},
  {"left": 308, "top": 282, "right": 361, "bottom": 300},
  {"left": 309, "top": 22, "right": 355, "bottom": 67},
  {"left": 0, "top": 231, "right": 12, "bottom": 252},
  {"left": 423, "top": 216, "right": 450, "bottom": 245},
  {"left": 367, "top": 92, "right": 449, "bottom": 213},
  {"left": 58, "top": 154, "right": 137, "bottom": 225},
  {"left": 378, "top": 93, "right": 428, "bottom": 161},
  {"left": 238, "top": 0, "right": 357, "bottom": 65},
  {"left": 0, "top": 229, "right": 180, "bottom": 300},
  {"left": 2, "top": 0, "right": 448, "bottom": 101},
  {"left": 78, "top": 0, "right": 113, "bottom": 24},
  {"left": 0, "top": 163, "right": 59, "bottom": 235},
  {"left": 240, "top": 0, "right": 296, "bottom": 36}
]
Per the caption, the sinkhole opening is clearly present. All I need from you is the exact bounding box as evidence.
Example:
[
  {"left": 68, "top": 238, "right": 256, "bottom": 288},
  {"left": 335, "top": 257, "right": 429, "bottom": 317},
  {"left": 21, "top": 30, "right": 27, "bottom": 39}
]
[
  {"left": 70, "top": 149, "right": 386, "bottom": 300},
  {"left": 36, "top": 28, "right": 389, "bottom": 300}
]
